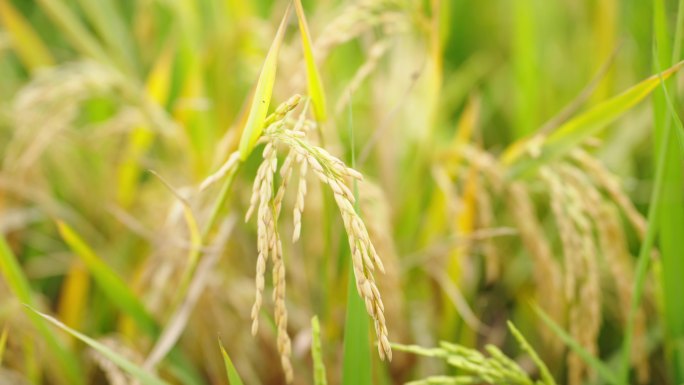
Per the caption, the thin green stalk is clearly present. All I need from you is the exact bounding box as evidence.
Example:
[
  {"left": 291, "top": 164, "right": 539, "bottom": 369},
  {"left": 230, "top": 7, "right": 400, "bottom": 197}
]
[
  {"left": 342, "top": 95, "right": 372, "bottom": 385},
  {"left": 169, "top": 161, "right": 241, "bottom": 325},
  {"left": 35, "top": 0, "right": 110, "bottom": 65},
  {"left": 640, "top": 1, "right": 684, "bottom": 383},
  {"left": 513, "top": 0, "right": 539, "bottom": 138},
  {"left": 620, "top": 26, "right": 683, "bottom": 383},
  {"left": 534, "top": 305, "right": 620, "bottom": 385},
  {"left": 0, "top": 237, "right": 84, "bottom": 385},
  {"left": 674, "top": 0, "right": 684, "bottom": 64}
]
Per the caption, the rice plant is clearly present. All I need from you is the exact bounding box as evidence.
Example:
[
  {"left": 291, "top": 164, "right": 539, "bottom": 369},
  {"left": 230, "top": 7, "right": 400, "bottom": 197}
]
[{"left": 0, "top": 0, "right": 683, "bottom": 384}]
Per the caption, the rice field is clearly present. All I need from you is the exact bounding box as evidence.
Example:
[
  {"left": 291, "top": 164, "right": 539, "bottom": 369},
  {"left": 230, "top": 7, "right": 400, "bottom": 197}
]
[{"left": 0, "top": 0, "right": 683, "bottom": 384}]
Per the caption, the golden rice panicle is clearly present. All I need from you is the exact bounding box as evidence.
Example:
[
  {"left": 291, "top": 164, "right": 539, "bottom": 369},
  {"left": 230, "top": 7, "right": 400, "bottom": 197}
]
[
  {"left": 292, "top": 157, "right": 308, "bottom": 242},
  {"left": 245, "top": 139, "right": 294, "bottom": 382},
  {"left": 264, "top": 124, "right": 391, "bottom": 360},
  {"left": 271, "top": 232, "right": 293, "bottom": 382},
  {"left": 249, "top": 143, "right": 278, "bottom": 337},
  {"left": 599, "top": 202, "right": 650, "bottom": 383},
  {"left": 540, "top": 167, "right": 581, "bottom": 302},
  {"left": 506, "top": 181, "right": 564, "bottom": 358},
  {"left": 564, "top": 164, "right": 650, "bottom": 383},
  {"left": 540, "top": 167, "right": 589, "bottom": 385},
  {"left": 359, "top": 180, "right": 412, "bottom": 373},
  {"left": 274, "top": 150, "right": 296, "bottom": 217},
  {"left": 571, "top": 149, "right": 646, "bottom": 238},
  {"left": 544, "top": 164, "right": 603, "bottom": 385}
]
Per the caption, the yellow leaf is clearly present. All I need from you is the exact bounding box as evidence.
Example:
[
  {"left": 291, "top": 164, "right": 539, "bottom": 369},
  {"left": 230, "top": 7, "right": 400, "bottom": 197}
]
[
  {"left": 0, "top": 0, "right": 54, "bottom": 70},
  {"left": 57, "top": 262, "right": 90, "bottom": 346},
  {"left": 294, "top": 0, "right": 327, "bottom": 121}
]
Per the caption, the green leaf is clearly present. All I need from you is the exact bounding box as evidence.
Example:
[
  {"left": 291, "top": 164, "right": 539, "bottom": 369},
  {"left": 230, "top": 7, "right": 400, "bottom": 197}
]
[
  {"left": 219, "top": 338, "right": 245, "bottom": 385},
  {"left": 238, "top": 3, "right": 292, "bottom": 160},
  {"left": 0, "top": 0, "right": 54, "bottom": 70},
  {"left": 56, "top": 222, "right": 205, "bottom": 385},
  {"left": 533, "top": 305, "right": 620, "bottom": 385},
  {"left": 342, "top": 96, "right": 372, "bottom": 385},
  {"left": 35, "top": 0, "right": 110, "bottom": 64},
  {"left": 294, "top": 0, "right": 327, "bottom": 122},
  {"left": 56, "top": 221, "right": 158, "bottom": 337},
  {"left": 0, "top": 236, "right": 84, "bottom": 385},
  {"left": 503, "top": 61, "right": 684, "bottom": 179},
  {"left": 27, "top": 306, "right": 169, "bottom": 385},
  {"left": 622, "top": 4, "right": 684, "bottom": 382},
  {"left": 507, "top": 321, "right": 557, "bottom": 385},
  {"left": 75, "top": 0, "right": 139, "bottom": 76}
]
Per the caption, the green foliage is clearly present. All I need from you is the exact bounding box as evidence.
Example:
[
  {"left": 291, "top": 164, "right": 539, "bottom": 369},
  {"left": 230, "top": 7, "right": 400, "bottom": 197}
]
[{"left": 1, "top": 0, "right": 683, "bottom": 384}]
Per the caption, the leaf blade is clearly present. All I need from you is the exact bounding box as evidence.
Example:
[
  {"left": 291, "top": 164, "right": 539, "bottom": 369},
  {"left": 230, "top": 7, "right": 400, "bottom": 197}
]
[
  {"left": 533, "top": 305, "right": 620, "bottom": 385},
  {"left": 56, "top": 221, "right": 158, "bottom": 337},
  {"left": 503, "top": 61, "right": 684, "bottom": 178},
  {"left": 28, "top": 306, "right": 169, "bottom": 385},
  {"left": 294, "top": 0, "right": 327, "bottom": 122},
  {"left": 219, "top": 338, "right": 245, "bottom": 385},
  {"left": 0, "top": 0, "right": 54, "bottom": 70},
  {"left": 238, "top": 3, "right": 292, "bottom": 160},
  {"left": 0, "top": 236, "right": 84, "bottom": 385}
]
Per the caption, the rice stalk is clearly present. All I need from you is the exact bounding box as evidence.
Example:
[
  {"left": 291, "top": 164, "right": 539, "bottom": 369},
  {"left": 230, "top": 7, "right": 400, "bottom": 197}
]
[{"left": 244, "top": 102, "right": 391, "bottom": 381}]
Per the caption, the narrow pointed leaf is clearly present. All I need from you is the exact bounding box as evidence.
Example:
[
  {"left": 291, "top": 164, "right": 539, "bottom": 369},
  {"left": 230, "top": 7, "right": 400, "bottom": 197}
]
[
  {"left": 35, "top": 0, "right": 110, "bottom": 64},
  {"left": 0, "top": 0, "right": 54, "bottom": 70},
  {"left": 503, "top": 61, "right": 684, "bottom": 178},
  {"left": 0, "top": 324, "right": 8, "bottom": 365},
  {"left": 0, "top": 237, "right": 83, "bottom": 385},
  {"left": 294, "top": 0, "right": 327, "bottom": 121},
  {"left": 56, "top": 221, "right": 158, "bottom": 337},
  {"left": 342, "top": 98, "right": 372, "bottom": 385},
  {"left": 238, "top": 4, "right": 292, "bottom": 160},
  {"left": 27, "top": 307, "right": 169, "bottom": 385},
  {"left": 219, "top": 339, "right": 245, "bottom": 385},
  {"left": 533, "top": 305, "right": 620, "bottom": 385},
  {"left": 75, "top": 0, "right": 138, "bottom": 75}
]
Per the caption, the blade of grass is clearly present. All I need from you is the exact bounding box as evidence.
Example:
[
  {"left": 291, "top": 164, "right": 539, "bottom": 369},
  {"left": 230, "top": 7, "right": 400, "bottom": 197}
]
[
  {"left": 238, "top": 2, "right": 292, "bottom": 160},
  {"left": 294, "top": 0, "right": 327, "bottom": 123},
  {"left": 56, "top": 261, "right": 90, "bottom": 345},
  {"left": 75, "top": 0, "right": 139, "bottom": 76},
  {"left": 56, "top": 220, "right": 158, "bottom": 337},
  {"left": 623, "top": 6, "right": 684, "bottom": 381},
  {"left": 512, "top": 0, "right": 539, "bottom": 137},
  {"left": 503, "top": 61, "right": 684, "bottom": 178},
  {"left": 312, "top": 316, "right": 328, "bottom": 385},
  {"left": 219, "top": 338, "right": 245, "bottom": 385},
  {"left": 0, "top": 236, "right": 84, "bottom": 385},
  {"left": 27, "top": 306, "right": 170, "bottom": 385},
  {"left": 35, "top": 0, "right": 110, "bottom": 65},
  {"left": 342, "top": 95, "right": 372, "bottom": 385},
  {"left": 55, "top": 221, "right": 205, "bottom": 385},
  {"left": 507, "top": 321, "right": 557, "bottom": 385},
  {"left": 533, "top": 305, "right": 620, "bottom": 385},
  {"left": 0, "top": 0, "right": 54, "bottom": 70},
  {"left": 0, "top": 324, "right": 8, "bottom": 365}
]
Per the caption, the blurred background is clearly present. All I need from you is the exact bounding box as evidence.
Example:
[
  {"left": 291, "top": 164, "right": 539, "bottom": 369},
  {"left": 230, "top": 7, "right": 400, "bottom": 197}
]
[{"left": 0, "top": 0, "right": 683, "bottom": 384}]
